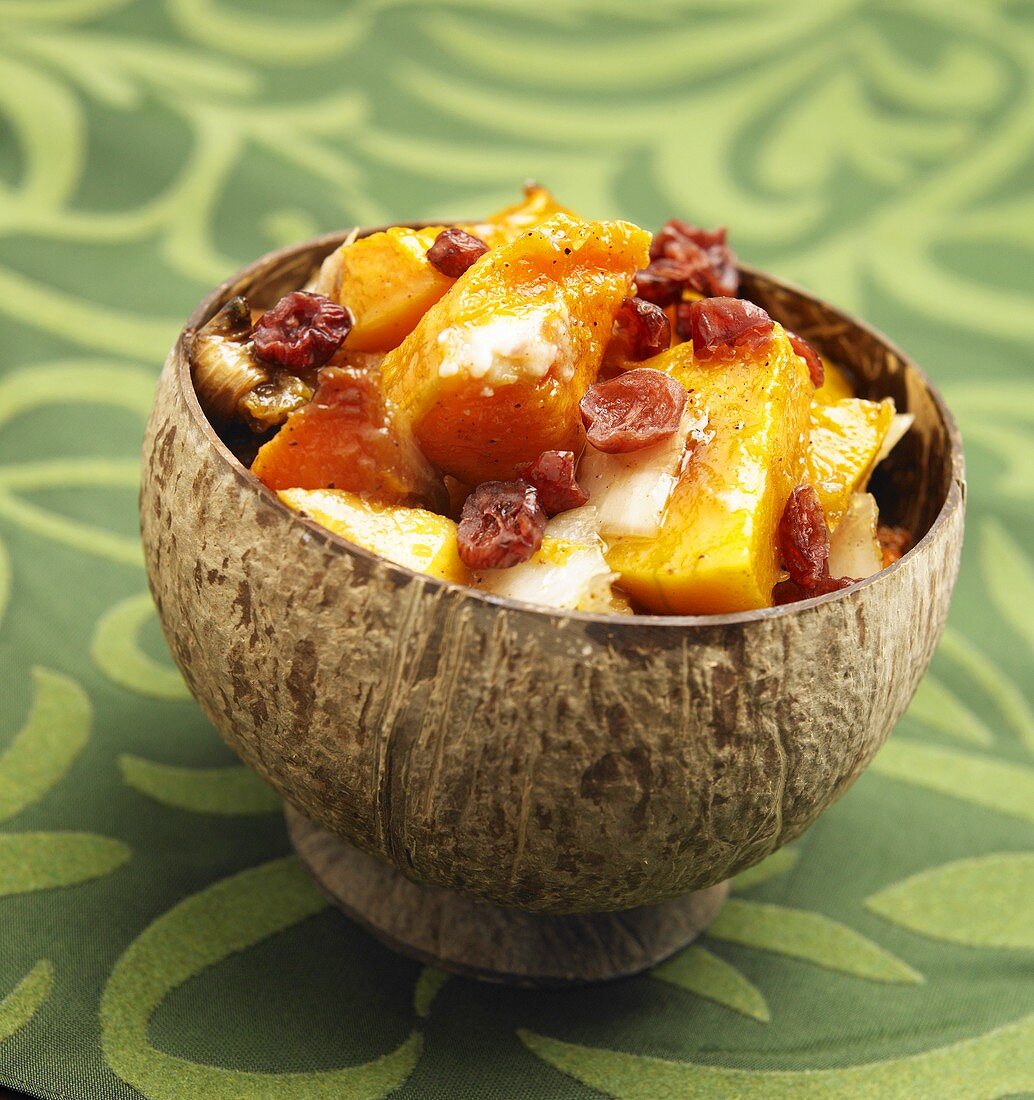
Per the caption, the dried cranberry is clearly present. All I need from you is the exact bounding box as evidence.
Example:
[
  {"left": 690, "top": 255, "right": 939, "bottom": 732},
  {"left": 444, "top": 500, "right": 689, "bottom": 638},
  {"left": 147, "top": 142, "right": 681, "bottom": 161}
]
[
  {"left": 635, "top": 262, "right": 688, "bottom": 307},
  {"left": 514, "top": 450, "right": 588, "bottom": 516},
  {"left": 253, "top": 291, "right": 352, "bottom": 371},
  {"left": 788, "top": 331, "right": 824, "bottom": 388},
  {"left": 685, "top": 297, "right": 773, "bottom": 361},
  {"left": 773, "top": 574, "right": 854, "bottom": 605},
  {"left": 457, "top": 481, "right": 546, "bottom": 569},
  {"left": 580, "top": 368, "right": 687, "bottom": 454},
  {"left": 426, "top": 228, "right": 490, "bottom": 277},
  {"left": 650, "top": 219, "right": 727, "bottom": 260},
  {"left": 613, "top": 297, "right": 671, "bottom": 361},
  {"left": 778, "top": 484, "right": 831, "bottom": 588},
  {"left": 774, "top": 485, "right": 857, "bottom": 604},
  {"left": 674, "top": 300, "right": 694, "bottom": 342},
  {"left": 648, "top": 220, "right": 738, "bottom": 297}
]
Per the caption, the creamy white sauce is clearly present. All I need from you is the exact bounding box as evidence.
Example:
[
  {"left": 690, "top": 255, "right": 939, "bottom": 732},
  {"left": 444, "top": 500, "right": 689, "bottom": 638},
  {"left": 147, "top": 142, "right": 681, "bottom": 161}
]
[{"left": 436, "top": 302, "right": 573, "bottom": 388}]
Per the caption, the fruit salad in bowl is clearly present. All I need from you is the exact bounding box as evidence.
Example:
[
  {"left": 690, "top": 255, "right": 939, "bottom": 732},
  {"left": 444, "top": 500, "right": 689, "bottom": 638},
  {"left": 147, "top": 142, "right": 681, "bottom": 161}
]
[{"left": 190, "top": 185, "right": 913, "bottom": 619}]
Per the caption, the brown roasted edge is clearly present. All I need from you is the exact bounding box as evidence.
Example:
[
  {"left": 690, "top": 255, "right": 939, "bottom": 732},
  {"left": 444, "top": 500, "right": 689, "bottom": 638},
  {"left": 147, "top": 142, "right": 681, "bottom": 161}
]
[{"left": 140, "top": 228, "right": 965, "bottom": 913}]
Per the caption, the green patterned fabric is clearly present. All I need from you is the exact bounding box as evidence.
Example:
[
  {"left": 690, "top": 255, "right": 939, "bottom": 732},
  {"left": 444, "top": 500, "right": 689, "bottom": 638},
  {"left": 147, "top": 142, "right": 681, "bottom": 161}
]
[{"left": 1, "top": 2, "right": 1032, "bottom": 1097}]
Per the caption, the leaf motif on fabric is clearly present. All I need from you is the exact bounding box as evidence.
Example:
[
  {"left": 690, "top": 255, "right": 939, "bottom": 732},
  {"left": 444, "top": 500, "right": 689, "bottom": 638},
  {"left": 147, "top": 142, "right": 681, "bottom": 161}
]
[
  {"left": 0, "top": 960, "right": 53, "bottom": 1044},
  {"left": 706, "top": 899, "right": 922, "bottom": 984},
  {"left": 119, "top": 756, "right": 280, "bottom": 816},
  {"left": 0, "top": 666, "right": 90, "bottom": 824},
  {"left": 731, "top": 846, "right": 799, "bottom": 892},
  {"left": 651, "top": 946, "right": 769, "bottom": 1022},
  {"left": 904, "top": 674, "right": 994, "bottom": 747},
  {"left": 866, "top": 853, "right": 1034, "bottom": 950},
  {"left": 0, "top": 532, "right": 9, "bottom": 632},
  {"left": 981, "top": 519, "right": 1034, "bottom": 656},
  {"left": 0, "top": 458, "right": 143, "bottom": 566},
  {"left": 92, "top": 593, "right": 189, "bottom": 700},
  {"left": 0, "top": 832, "right": 129, "bottom": 897},
  {"left": 937, "top": 627, "right": 1034, "bottom": 755},
  {"left": 99, "top": 856, "right": 422, "bottom": 1099},
  {"left": 519, "top": 1013, "right": 1034, "bottom": 1099},
  {"left": 870, "top": 739, "right": 1034, "bottom": 825},
  {"left": 413, "top": 967, "right": 449, "bottom": 1019}
]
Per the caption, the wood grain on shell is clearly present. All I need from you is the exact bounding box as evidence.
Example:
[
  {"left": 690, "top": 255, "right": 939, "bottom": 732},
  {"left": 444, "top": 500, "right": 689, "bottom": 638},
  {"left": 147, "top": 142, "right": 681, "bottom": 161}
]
[{"left": 140, "top": 228, "right": 965, "bottom": 914}]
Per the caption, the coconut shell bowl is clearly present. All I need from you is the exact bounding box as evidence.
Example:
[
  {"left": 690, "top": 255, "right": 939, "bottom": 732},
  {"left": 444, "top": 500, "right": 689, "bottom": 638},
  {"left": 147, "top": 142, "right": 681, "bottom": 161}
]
[{"left": 140, "top": 226, "right": 965, "bottom": 986}]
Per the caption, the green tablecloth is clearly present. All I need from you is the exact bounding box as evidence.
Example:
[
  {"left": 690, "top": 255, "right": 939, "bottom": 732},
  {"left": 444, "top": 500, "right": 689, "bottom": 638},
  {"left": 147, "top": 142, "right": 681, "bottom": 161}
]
[{"left": 1, "top": 2, "right": 1032, "bottom": 1097}]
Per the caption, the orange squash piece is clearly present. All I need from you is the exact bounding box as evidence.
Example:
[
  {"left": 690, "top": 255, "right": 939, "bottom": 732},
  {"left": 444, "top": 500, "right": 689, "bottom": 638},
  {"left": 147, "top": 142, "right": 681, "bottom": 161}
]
[
  {"left": 327, "top": 186, "right": 579, "bottom": 354},
  {"left": 805, "top": 397, "right": 895, "bottom": 530},
  {"left": 251, "top": 366, "right": 444, "bottom": 509},
  {"left": 603, "top": 326, "right": 813, "bottom": 614},
  {"left": 380, "top": 214, "right": 650, "bottom": 485},
  {"left": 468, "top": 182, "right": 577, "bottom": 248},
  {"left": 333, "top": 225, "right": 454, "bottom": 353}
]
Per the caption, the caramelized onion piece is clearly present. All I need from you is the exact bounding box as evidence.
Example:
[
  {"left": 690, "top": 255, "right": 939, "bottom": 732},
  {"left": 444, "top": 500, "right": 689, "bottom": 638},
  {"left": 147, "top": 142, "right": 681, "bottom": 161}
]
[
  {"left": 238, "top": 373, "right": 314, "bottom": 432},
  {"left": 457, "top": 481, "right": 546, "bottom": 569},
  {"left": 580, "top": 369, "right": 688, "bottom": 454},
  {"left": 190, "top": 296, "right": 270, "bottom": 423}
]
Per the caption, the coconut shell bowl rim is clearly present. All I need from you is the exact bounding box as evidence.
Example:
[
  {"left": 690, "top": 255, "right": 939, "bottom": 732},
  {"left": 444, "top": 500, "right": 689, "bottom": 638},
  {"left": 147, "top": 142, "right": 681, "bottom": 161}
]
[{"left": 173, "top": 225, "right": 966, "bottom": 629}]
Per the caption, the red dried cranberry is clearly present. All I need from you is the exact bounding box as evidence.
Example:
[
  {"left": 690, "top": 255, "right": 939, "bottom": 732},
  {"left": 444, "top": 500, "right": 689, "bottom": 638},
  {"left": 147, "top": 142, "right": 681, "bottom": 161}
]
[
  {"left": 514, "top": 450, "right": 589, "bottom": 516},
  {"left": 648, "top": 220, "right": 738, "bottom": 297},
  {"left": 650, "top": 219, "right": 727, "bottom": 260},
  {"left": 426, "top": 228, "right": 489, "bottom": 277},
  {"left": 580, "top": 368, "right": 687, "bottom": 454},
  {"left": 788, "top": 331, "right": 824, "bottom": 388},
  {"left": 686, "top": 297, "right": 773, "bottom": 361},
  {"left": 773, "top": 574, "right": 854, "bottom": 605},
  {"left": 613, "top": 297, "right": 671, "bottom": 360},
  {"left": 457, "top": 481, "right": 546, "bottom": 569},
  {"left": 674, "top": 300, "right": 694, "bottom": 342},
  {"left": 635, "top": 262, "right": 687, "bottom": 307},
  {"left": 253, "top": 291, "right": 352, "bottom": 371},
  {"left": 778, "top": 484, "right": 831, "bottom": 588}
]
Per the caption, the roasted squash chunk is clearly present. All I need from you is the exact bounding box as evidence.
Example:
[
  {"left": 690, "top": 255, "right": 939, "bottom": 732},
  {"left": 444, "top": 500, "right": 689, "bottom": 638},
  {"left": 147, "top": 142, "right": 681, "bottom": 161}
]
[
  {"left": 251, "top": 366, "right": 444, "bottom": 508},
  {"left": 813, "top": 358, "right": 854, "bottom": 404},
  {"left": 278, "top": 488, "right": 468, "bottom": 584},
  {"left": 331, "top": 225, "right": 454, "bottom": 353},
  {"left": 805, "top": 398, "right": 895, "bottom": 531},
  {"left": 468, "top": 182, "right": 577, "bottom": 248},
  {"left": 603, "top": 326, "right": 812, "bottom": 614},
  {"left": 322, "top": 186, "right": 578, "bottom": 354},
  {"left": 380, "top": 214, "right": 650, "bottom": 485}
]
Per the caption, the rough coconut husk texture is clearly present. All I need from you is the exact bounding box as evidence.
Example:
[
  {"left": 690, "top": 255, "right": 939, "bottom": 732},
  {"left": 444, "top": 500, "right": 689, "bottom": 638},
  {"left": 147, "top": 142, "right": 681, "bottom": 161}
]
[{"left": 140, "top": 228, "right": 965, "bottom": 914}]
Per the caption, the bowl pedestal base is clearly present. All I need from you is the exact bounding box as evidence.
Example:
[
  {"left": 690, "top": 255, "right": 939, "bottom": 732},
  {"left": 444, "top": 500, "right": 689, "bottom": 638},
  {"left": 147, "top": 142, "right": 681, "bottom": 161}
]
[{"left": 286, "top": 805, "right": 729, "bottom": 986}]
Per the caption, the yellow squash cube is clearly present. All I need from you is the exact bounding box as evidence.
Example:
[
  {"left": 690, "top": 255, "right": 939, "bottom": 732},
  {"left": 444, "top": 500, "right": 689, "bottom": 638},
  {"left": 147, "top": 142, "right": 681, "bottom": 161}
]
[
  {"left": 805, "top": 398, "right": 896, "bottom": 530},
  {"left": 603, "top": 327, "right": 812, "bottom": 614},
  {"left": 278, "top": 488, "right": 468, "bottom": 584}
]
